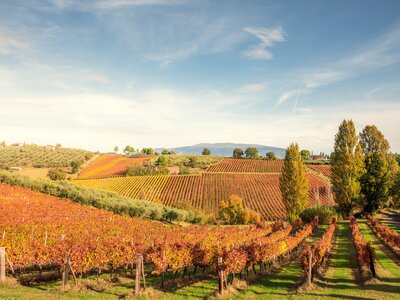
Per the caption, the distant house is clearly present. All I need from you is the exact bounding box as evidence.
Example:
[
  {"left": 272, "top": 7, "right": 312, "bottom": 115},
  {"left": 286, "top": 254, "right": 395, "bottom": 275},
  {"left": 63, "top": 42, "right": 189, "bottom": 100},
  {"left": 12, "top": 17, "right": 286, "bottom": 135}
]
[
  {"left": 11, "top": 143, "right": 23, "bottom": 147},
  {"left": 310, "top": 154, "right": 329, "bottom": 161},
  {"left": 166, "top": 166, "right": 180, "bottom": 175}
]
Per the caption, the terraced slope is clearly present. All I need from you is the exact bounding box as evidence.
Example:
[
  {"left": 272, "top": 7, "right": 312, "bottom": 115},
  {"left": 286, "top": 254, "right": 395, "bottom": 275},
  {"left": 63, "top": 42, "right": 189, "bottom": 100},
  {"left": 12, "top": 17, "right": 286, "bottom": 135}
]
[{"left": 77, "top": 155, "right": 148, "bottom": 179}]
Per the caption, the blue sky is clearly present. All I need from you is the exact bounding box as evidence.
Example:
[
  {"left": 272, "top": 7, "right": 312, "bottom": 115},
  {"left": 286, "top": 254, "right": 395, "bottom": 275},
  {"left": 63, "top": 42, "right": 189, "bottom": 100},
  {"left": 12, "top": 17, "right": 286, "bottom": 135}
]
[{"left": 1, "top": 0, "right": 400, "bottom": 153}]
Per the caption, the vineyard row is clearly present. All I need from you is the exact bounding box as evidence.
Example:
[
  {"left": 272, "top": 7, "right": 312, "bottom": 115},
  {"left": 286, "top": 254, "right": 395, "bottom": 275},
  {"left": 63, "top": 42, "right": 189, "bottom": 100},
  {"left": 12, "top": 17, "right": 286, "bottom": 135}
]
[{"left": 74, "top": 173, "right": 335, "bottom": 220}]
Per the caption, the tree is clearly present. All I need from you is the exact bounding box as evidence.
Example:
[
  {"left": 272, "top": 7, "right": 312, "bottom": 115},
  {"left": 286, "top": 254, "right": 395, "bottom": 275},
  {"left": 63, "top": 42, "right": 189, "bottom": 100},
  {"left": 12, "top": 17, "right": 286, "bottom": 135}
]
[
  {"left": 245, "top": 147, "right": 258, "bottom": 159},
  {"left": 70, "top": 160, "right": 82, "bottom": 174},
  {"left": 218, "top": 195, "right": 249, "bottom": 225},
  {"left": 280, "top": 143, "right": 309, "bottom": 223},
  {"left": 142, "top": 148, "right": 154, "bottom": 155},
  {"left": 186, "top": 156, "right": 198, "bottom": 168},
  {"left": 155, "top": 155, "right": 167, "bottom": 167},
  {"left": 388, "top": 153, "right": 400, "bottom": 207},
  {"left": 47, "top": 168, "right": 67, "bottom": 181},
  {"left": 359, "top": 125, "right": 391, "bottom": 213},
  {"left": 123, "top": 145, "right": 135, "bottom": 155},
  {"left": 202, "top": 148, "right": 211, "bottom": 155},
  {"left": 266, "top": 151, "right": 276, "bottom": 160},
  {"left": 331, "top": 120, "right": 365, "bottom": 216},
  {"left": 390, "top": 172, "right": 400, "bottom": 208},
  {"left": 300, "top": 150, "right": 311, "bottom": 160},
  {"left": 114, "top": 146, "right": 119, "bottom": 153},
  {"left": 161, "top": 149, "right": 172, "bottom": 155},
  {"left": 233, "top": 148, "right": 244, "bottom": 158}
]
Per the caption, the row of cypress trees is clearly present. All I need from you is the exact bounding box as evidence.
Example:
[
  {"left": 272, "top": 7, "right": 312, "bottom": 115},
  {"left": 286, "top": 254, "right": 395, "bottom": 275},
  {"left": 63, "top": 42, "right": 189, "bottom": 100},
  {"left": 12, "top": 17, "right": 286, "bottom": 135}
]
[
  {"left": 279, "top": 119, "right": 399, "bottom": 223},
  {"left": 332, "top": 120, "right": 398, "bottom": 215}
]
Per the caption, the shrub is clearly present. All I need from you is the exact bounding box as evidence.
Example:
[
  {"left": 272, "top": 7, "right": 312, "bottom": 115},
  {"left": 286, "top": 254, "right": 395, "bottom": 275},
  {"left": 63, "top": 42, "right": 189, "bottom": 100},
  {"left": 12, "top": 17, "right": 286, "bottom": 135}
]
[
  {"left": 126, "top": 165, "right": 168, "bottom": 176},
  {"left": 300, "top": 206, "right": 338, "bottom": 224},
  {"left": 47, "top": 168, "right": 67, "bottom": 180},
  {"left": 218, "top": 195, "right": 260, "bottom": 225}
]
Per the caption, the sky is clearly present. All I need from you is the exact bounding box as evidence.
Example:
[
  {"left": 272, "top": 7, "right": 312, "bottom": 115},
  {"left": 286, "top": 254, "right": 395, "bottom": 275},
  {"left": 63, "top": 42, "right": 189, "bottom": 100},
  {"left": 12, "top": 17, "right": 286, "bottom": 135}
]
[{"left": 1, "top": 0, "right": 400, "bottom": 153}]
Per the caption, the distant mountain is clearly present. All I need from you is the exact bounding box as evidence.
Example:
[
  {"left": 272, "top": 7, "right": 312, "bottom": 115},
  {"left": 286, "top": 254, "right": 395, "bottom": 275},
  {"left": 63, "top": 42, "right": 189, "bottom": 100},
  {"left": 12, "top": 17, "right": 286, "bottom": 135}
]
[{"left": 156, "top": 143, "right": 286, "bottom": 158}]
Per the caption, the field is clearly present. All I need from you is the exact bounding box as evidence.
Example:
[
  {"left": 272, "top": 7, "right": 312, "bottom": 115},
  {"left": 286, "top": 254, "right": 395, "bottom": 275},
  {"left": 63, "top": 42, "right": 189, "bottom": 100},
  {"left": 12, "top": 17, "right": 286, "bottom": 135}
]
[
  {"left": 207, "top": 158, "right": 283, "bottom": 173},
  {"left": 77, "top": 155, "right": 149, "bottom": 179},
  {"left": 307, "top": 164, "right": 332, "bottom": 178},
  {"left": 15, "top": 167, "right": 50, "bottom": 179},
  {"left": 0, "top": 144, "right": 93, "bottom": 168},
  {"left": 74, "top": 173, "right": 334, "bottom": 220},
  {"left": 0, "top": 184, "right": 319, "bottom": 299},
  {"left": 2, "top": 186, "right": 400, "bottom": 299}
]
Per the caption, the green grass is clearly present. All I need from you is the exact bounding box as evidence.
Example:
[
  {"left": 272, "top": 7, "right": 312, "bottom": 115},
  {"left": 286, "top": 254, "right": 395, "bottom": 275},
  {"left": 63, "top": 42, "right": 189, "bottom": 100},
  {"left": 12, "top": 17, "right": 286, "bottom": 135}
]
[
  {"left": 229, "top": 225, "right": 327, "bottom": 300},
  {"left": 231, "top": 222, "right": 400, "bottom": 299}
]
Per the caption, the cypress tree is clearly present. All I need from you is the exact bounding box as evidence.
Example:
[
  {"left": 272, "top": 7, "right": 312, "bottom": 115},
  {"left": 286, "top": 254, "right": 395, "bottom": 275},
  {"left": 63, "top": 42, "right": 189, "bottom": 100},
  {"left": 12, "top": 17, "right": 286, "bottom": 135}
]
[
  {"left": 359, "top": 125, "right": 390, "bottom": 213},
  {"left": 331, "top": 120, "right": 365, "bottom": 216},
  {"left": 280, "top": 143, "right": 309, "bottom": 223}
]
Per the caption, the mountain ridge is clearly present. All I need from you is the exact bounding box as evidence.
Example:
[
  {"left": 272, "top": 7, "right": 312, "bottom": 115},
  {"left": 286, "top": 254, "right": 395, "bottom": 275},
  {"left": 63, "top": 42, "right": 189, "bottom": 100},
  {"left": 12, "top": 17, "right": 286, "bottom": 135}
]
[{"left": 156, "top": 143, "right": 286, "bottom": 158}]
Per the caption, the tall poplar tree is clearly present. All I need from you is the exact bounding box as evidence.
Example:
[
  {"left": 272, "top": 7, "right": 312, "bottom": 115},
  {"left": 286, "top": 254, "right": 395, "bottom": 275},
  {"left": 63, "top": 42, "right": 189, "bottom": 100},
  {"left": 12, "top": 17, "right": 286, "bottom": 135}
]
[
  {"left": 331, "top": 120, "right": 365, "bottom": 216},
  {"left": 359, "top": 125, "right": 390, "bottom": 213},
  {"left": 280, "top": 143, "right": 309, "bottom": 223}
]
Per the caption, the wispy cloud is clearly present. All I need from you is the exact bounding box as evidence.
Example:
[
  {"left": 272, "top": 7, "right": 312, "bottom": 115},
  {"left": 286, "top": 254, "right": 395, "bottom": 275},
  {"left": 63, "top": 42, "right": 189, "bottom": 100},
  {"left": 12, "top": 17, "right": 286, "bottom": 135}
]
[
  {"left": 238, "top": 83, "right": 267, "bottom": 93},
  {"left": 96, "top": 0, "right": 185, "bottom": 9},
  {"left": 242, "top": 26, "right": 285, "bottom": 59},
  {"left": 0, "top": 27, "right": 29, "bottom": 55},
  {"left": 277, "top": 26, "right": 400, "bottom": 106},
  {"left": 142, "top": 16, "right": 246, "bottom": 67},
  {"left": 48, "top": 0, "right": 183, "bottom": 11},
  {"left": 145, "top": 46, "right": 198, "bottom": 68}
]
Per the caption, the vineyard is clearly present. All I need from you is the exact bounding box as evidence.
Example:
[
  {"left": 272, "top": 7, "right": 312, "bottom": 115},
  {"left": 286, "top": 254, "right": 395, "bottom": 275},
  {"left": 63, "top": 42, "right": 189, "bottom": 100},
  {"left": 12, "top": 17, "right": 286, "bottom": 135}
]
[
  {"left": 1, "top": 184, "right": 400, "bottom": 299},
  {"left": 77, "top": 155, "right": 149, "bottom": 179},
  {"left": 74, "top": 173, "right": 335, "bottom": 220},
  {"left": 306, "top": 164, "right": 332, "bottom": 178},
  {"left": 207, "top": 158, "right": 284, "bottom": 173},
  {"left": 0, "top": 144, "right": 93, "bottom": 168},
  {"left": 0, "top": 184, "right": 314, "bottom": 289}
]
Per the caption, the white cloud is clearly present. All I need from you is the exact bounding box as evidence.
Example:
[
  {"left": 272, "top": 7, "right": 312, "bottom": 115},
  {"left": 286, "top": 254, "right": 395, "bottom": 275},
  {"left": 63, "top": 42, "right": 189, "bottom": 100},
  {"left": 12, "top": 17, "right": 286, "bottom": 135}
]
[
  {"left": 242, "top": 26, "right": 285, "bottom": 59},
  {"left": 96, "top": 0, "right": 184, "bottom": 9},
  {"left": 145, "top": 46, "right": 198, "bottom": 68},
  {"left": 238, "top": 83, "right": 266, "bottom": 93},
  {"left": 277, "top": 89, "right": 299, "bottom": 106},
  {"left": 0, "top": 27, "right": 29, "bottom": 55},
  {"left": 277, "top": 26, "right": 400, "bottom": 106},
  {"left": 1, "top": 84, "right": 399, "bottom": 153},
  {"left": 48, "top": 0, "right": 183, "bottom": 10}
]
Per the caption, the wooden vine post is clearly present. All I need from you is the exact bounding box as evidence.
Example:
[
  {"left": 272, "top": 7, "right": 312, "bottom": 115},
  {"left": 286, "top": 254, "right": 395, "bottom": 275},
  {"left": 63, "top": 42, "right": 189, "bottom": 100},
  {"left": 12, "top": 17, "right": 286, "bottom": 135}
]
[
  {"left": 0, "top": 247, "right": 5, "bottom": 283},
  {"left": 307, "top": 251, "right": 313, "bottom": 286},
  {"left": 218, "top": 256, "right": 224, "bottom": 296},
  {"left": 135, "top": 254, "right": 144, "bottom": 296},
  {"left": 62, "top": 255, "right": 70, "bottom": 291},
  {"left": 367, "top": 242, "right": 376, "bottom": 277}
]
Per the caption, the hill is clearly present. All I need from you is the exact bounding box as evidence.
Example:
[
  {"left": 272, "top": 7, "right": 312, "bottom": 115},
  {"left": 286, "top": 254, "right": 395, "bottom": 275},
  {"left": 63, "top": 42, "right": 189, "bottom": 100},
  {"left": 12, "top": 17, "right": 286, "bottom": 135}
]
[
  {"left": 0, "top": 143, "right": 93, "bottom": 168},
  {"left": 156, "top": 143, "right": 286, "bottom": 158},
  {"left": 74, "top": 173, "right": 334, "bottom": 220},
  {"left": 77, "top": 154, "right": 149, "bottom": 179}
]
